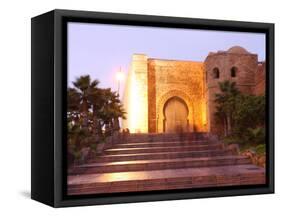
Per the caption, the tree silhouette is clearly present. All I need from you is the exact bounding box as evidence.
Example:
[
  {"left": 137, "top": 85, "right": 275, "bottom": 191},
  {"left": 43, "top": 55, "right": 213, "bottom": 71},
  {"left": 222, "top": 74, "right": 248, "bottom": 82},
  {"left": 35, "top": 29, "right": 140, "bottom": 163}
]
[
  {"left": 67, "top": 75, "right": 126, "bottom": 163},
  {"left": 215, "top": 80, "right": 240, "bottom": 136}
]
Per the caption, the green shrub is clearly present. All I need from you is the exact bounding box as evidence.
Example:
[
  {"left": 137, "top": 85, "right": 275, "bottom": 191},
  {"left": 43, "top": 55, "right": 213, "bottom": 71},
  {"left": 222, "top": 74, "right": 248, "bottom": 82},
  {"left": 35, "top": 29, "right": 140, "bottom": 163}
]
[
  {"left": 255, "top": 144, "right": 266, "bottom": 155},
  {"left": 244, "top": 127, "right": 265, "bottom": 146},
  {"left": 223, "top": 136, "right": 243, "bottom": 145}
]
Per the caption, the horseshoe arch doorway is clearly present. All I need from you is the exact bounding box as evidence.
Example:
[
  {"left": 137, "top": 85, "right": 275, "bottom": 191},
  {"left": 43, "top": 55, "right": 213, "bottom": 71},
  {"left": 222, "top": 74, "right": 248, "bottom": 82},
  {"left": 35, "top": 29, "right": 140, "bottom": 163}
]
[{"left": 163, "top": 96, "right": 189, "bottom": 133}]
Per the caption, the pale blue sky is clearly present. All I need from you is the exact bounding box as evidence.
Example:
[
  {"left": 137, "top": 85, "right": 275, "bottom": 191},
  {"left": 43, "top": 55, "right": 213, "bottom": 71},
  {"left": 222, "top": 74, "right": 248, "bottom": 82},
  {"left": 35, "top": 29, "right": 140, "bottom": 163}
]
[{"left": 67, "top": 22, "right": 265, "bottom": 97}]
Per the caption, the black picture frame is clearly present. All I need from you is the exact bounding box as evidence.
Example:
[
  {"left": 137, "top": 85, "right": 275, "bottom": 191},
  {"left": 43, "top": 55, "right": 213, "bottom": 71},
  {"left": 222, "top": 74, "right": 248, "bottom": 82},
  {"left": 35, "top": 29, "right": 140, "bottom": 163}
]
[{"left": 31, "top": 9, "right": 274, "bottom": 207}]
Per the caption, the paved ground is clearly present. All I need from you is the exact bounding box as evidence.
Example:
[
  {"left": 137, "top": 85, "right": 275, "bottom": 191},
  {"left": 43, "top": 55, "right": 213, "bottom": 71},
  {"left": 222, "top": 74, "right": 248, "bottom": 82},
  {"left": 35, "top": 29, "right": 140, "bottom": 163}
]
[{"left": 69, "top": 164, "right": 264, "bottom": 185}]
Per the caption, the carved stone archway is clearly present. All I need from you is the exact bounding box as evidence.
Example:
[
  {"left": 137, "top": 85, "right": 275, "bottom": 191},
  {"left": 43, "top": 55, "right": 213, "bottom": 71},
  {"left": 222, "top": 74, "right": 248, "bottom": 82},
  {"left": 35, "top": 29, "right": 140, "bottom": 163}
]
[
  {"left": 163, "top": 96, "right": 189, "bottom": 133},
  {"left": 156, "top": 90, "right": 194, "bottom": 133}
]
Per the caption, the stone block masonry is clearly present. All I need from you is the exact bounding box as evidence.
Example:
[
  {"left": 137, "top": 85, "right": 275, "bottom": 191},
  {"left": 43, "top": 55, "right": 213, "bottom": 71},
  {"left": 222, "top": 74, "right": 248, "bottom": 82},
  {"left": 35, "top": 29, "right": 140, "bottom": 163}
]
[{"left": 122, "top": 46, "right": 265, "bottom": 134}]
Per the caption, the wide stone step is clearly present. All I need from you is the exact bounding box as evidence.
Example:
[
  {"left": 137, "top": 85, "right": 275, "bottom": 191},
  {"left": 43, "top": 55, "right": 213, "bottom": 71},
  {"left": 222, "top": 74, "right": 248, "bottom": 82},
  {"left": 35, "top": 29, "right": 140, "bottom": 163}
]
[
  {"left": 68, "top": 164, "right": 265, "bottom": 195},
  {"left": 125, "top": 132, "right": 210, "bottom": 143},
  {"left": 126, "top": 137, "right": 206, "bottom": 143},
  {"left": 93, "top": 149, "right": 234, "bottom": 163},
  {"left": 127, "top": 132, "right": 207, "bottom": 137},
  {"left": 69, "top": 156, "right": 252, "bottom": 175},
  {"left": 114, "top": 140, "right": 212, "bottom": 148},
  {"left": 104, "top": 144, "right": 223, "bottom": 155}
]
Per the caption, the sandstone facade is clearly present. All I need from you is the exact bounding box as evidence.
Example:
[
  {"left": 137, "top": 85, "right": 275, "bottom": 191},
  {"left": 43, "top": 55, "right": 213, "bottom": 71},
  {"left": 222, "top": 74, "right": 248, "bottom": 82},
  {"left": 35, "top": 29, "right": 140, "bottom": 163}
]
[{"left": 122, "top": 46, "right": 265, "bottom": 134}]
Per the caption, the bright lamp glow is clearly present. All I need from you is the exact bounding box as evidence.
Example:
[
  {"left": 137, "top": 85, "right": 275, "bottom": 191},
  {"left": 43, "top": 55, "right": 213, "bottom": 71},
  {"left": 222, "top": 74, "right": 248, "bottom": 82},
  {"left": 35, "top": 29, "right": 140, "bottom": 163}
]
[{"left": 116, "top": 71, "right": 125, "bottom": 81}]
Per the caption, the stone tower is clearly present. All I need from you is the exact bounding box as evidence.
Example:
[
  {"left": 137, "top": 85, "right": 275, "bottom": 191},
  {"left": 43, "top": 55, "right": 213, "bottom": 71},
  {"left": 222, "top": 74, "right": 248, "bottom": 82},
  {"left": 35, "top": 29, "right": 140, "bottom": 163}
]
[
  {"left": 204, "top": 46, "right": 259, "bottom": 133},
  {"left": 122, "top": 54, "right": 148, "bottom": 133}
]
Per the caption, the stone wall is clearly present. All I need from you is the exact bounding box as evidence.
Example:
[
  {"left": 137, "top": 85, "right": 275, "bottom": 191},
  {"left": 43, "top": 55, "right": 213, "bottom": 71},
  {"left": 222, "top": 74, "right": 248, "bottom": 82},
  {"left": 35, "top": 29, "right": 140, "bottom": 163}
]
[
  {"left": 148, "top": 59, "right": 207, "bottom": 133},
  {"left": 204, "top": 47, "right": 260, "bottom": 134},
  {"left": 255, "top": 62, "right": 266, "bottom": 95},
  {"left": 122, "top": 46, "right": 265, "bottom": 134},
  {"left": 122, "top": 54, "right": 148, "bottom": 133}
]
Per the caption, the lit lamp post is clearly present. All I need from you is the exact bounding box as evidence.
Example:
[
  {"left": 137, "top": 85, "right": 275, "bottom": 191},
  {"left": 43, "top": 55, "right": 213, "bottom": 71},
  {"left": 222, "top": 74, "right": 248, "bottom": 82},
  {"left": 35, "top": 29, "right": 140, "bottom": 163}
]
[
  {"left": 115, "top": 67, "right": 125, "bottom": 132},
  {"left": 116, "top": 67, "right": 125, "bottom": 96}
]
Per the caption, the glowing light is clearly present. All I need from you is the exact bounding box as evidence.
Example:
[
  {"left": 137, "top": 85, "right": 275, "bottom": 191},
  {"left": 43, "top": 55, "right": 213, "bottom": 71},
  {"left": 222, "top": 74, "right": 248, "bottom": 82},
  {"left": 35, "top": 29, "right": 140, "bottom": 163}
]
[
  {"left": 122, "top": 55, "right": 149, "bottom": 133},
  {"left": 202, "top": 100, "right": 207, "bottom": 131},
  {"left": 116, "top": 70, "right": 125, "bottom": 82},
  {"left": 127, "top": 70, "right": 147, "bottom": 133}
]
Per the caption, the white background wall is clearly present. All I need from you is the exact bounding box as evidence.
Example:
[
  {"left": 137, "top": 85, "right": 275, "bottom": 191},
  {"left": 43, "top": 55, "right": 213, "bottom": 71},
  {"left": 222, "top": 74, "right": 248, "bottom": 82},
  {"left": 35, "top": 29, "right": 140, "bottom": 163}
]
[{"left": 0, "top": 0, "right": 279, "bottom": 215}]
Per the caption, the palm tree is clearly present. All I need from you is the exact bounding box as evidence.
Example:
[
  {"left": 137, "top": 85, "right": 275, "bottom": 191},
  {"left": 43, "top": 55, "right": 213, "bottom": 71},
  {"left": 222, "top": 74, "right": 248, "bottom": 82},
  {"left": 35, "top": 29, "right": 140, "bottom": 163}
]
[
  {"left": 73, "top": 75, "right": 90, "bottom": 112},
  {"left": 72, "top": 75, "right": 101, "bottom": 128},
  {"left": 67, "top": 74, "right": 128, "bottom": 164},
  {"left": 67, "top": 87, "right": 80, "bottom": 125},
  {"left": 95, "top": 88, "right": 126, "bottom": 135},
  {"left": 108, "top": 90, "right": 126, "bottom": 131},
  {"left": 215, "top": 80, "right": 240, "bottom": 136}
]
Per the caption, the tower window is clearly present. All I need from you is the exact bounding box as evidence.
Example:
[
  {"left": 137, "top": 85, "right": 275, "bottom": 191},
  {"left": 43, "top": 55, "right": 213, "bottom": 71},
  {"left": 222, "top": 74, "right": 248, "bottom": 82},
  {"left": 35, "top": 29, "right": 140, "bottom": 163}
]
[
  {"left": 231, "top": 67, "right": 237, "bottom": 77},
  {"left": 212, "top": 67, "right": 220, "bottom": 79}
]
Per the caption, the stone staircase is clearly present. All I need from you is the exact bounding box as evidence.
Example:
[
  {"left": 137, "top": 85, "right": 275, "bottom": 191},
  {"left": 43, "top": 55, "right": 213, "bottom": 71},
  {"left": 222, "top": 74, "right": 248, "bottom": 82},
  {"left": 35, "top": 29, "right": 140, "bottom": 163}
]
[{"left": 68, "top": 133, "right": 265, "bottom": 195}]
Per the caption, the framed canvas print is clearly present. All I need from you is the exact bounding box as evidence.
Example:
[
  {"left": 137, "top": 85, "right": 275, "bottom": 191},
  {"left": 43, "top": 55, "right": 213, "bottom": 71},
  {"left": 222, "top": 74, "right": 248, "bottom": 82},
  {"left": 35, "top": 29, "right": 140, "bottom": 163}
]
[{"left": 31, "top": 9, "right": 274, "bottom": 207}]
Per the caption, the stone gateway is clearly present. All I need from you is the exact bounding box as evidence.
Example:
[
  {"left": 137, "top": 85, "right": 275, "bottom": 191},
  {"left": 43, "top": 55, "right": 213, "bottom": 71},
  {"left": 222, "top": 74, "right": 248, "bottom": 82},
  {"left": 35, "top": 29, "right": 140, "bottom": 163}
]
[{"left": 122, "top": 46, "right": 265, "bottom": 134}]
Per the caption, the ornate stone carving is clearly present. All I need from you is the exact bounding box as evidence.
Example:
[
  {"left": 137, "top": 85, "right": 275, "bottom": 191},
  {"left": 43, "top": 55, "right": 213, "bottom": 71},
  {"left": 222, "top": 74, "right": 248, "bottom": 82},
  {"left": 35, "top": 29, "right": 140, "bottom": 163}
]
[
  {"left": 123, "top": 47, "right": 265, "bottom": 134},
  {"left": 156, "top": 89, "right": 195, "bottom": 133}
]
